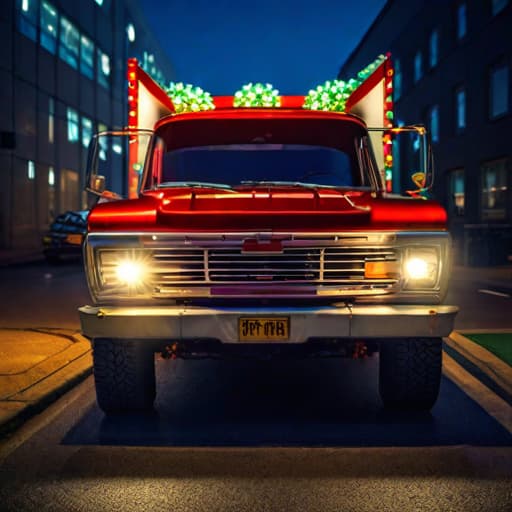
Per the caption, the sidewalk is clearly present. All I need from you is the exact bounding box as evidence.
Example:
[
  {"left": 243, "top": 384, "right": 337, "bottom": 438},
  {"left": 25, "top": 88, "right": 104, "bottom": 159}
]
[{"left": 0, "top": 328, "right": 92, "bottom": 437}]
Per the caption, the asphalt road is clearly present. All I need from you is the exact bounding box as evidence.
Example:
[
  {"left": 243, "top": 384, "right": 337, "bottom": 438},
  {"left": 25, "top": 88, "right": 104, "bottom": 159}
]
[
  {"left": 0, "top": 260, "right": 511, "bottom": 511},
  {"left": 0, "top": 356, "right": 511, "bottom": 511}
]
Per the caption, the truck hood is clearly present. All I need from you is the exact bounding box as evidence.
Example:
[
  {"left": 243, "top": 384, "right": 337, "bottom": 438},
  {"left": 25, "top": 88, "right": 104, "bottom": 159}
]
[{"left": 88, "top": 186, "right": 447, "bottom": 232}]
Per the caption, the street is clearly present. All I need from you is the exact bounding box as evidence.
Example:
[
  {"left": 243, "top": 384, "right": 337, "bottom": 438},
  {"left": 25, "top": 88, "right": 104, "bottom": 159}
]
[{"left": 0, "top": 260, "right": 511, "bottom": 511}]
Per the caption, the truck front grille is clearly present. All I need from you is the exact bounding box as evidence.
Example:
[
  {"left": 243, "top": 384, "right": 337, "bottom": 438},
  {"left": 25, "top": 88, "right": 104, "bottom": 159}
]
[{"left": 149, "top": 243, "right": 398, "bottom": 293}]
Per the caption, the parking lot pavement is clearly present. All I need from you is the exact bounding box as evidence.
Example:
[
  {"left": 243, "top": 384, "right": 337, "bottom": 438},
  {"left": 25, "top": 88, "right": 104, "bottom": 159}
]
[{"left": 0, "top": 328, "right": 91, "bottom": 437}]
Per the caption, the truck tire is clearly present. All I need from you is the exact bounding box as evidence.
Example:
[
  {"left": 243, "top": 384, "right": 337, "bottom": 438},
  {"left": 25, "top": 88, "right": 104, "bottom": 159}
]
[
  {"left": 92, "top": 338, "right": 156, "bottom": 414},
  {"left": 379, "top": 337, "right": 442, "bottom": 411}
]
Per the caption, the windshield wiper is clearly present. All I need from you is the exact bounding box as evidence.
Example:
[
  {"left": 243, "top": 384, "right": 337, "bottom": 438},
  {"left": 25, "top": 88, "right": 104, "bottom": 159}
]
[
  {"left": 237, "top": 181, "right": 370, "bottom": 211},
  {"left": 158, "top": 181, "right": 234, "bottom": 190},
  {"left": 238, "top": 180, "right": 341, "bottom": 190}
]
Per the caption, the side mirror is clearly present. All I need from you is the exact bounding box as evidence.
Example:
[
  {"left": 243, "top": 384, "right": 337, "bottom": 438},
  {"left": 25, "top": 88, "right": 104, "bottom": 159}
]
[
  {"left": 88, "top": 174, "right": 106, "bottom": 195},
  {"left": 368, "top": 125, "right": 434, "bottom": 199}
]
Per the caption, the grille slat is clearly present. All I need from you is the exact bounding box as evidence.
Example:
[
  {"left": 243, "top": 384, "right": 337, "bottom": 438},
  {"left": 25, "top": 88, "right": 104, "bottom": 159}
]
[{"left": 146, "top": 242, "right": 398, "bottom": 292}]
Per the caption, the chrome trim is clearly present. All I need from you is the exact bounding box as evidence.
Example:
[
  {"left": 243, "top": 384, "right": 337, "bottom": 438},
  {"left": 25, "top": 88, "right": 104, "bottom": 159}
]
[{"left": 79, "top": 304, "right": 458, "bottom": 340}]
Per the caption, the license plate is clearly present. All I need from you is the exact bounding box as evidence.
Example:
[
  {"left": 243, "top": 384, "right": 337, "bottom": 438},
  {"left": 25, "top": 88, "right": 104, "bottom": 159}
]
[
  {"left": 238, "top": 317, "right": 289, "bottom": 342},
  {"left": 66, "top": 234, "right": 83, "bottom": 245}
]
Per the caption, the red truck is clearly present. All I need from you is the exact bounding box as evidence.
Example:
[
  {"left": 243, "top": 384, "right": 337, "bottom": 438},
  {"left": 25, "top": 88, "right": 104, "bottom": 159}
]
[{"left": 79, "top": 56, "right": 457, "bottom": 415}]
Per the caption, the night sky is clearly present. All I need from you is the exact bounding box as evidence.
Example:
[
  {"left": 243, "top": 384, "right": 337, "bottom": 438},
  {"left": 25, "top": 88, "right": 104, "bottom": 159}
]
[{"left": 141, "top": 0, "right": 386, "bottom": 95}]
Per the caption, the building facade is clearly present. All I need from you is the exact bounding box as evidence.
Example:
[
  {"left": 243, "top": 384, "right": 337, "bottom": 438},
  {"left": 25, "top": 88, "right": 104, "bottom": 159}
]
[
  {"left": 339, "top": 0, "right": 511, "bottom": 265},
  {"left": 0, "top": 0, "right": 175, "bottom": 250}
]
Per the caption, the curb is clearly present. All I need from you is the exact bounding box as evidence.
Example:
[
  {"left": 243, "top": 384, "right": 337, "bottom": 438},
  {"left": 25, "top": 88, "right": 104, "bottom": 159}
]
[
  {"left": 0, "top": 331, "right": 92, "bottom": 438},
  {"left": 445, "top": 331, "right": 512, "bottom": 398}
]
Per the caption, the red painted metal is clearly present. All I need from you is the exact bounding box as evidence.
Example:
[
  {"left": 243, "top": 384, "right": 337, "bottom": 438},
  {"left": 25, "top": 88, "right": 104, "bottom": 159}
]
[{"left": 88, "top": 187, "right": 447, "bottom": 233}]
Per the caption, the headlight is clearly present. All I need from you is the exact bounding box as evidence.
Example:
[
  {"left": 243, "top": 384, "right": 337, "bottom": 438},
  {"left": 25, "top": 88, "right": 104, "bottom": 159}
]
[
  {"left": 115, "top": 260, "right": 147, "bottom": 286},
  {"left": 97, "top": 249, "right": 153, "bottom": 297},
  {"left": 403, "top": 247, "right": 439, "bottom": 289}
]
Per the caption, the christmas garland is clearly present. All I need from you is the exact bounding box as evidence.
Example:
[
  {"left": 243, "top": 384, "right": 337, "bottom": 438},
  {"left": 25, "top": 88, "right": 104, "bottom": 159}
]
[
  {"left": 233, "top": 83, "right": 280, "bottom": 107},
  {"left": 165, "top": 82, "right": 215, "bottom": 113}
]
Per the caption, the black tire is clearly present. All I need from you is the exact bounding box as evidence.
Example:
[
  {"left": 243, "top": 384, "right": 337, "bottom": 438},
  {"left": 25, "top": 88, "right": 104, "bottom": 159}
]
[
  {"left": 379, "top": 337, "right": 442, "bottom": 411},
  {"left": 92, "top": 338, "right": 156, "bottom": 414}
]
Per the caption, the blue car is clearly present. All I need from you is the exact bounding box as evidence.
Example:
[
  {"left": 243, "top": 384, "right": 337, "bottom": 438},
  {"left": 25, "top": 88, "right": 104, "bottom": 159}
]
[{"left": 42, "top": 210, "right": 89, "bottom": 263}]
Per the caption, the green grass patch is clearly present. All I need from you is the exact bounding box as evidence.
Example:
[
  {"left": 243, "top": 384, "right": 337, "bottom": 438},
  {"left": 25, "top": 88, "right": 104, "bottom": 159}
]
[{"left": 464, "top": 333, "right": 512, "bottom": 366}]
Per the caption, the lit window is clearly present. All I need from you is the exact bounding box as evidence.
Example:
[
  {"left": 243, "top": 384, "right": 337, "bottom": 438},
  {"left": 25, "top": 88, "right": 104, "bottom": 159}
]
[
  {"left": 94, "top": 0, "right": 104, "bottom": 5},
  {"left": 80, "top": 35, "right": 94, "bottom": 79},
  {"left": 429, "top": 30, "right": 438, "bottom": 68},
  {"left": 481, "top": 160, "right": 508, "bottom": 220},
  {"left": 448, "top": 169, "right": 464, "bottom": 216},
  {"left": 112, "top": 141, "right": 123, "bottom": 155},
  {"left": 81, "top": 116, "right": 92, "bottom": 148},
  {"left": 455, "top": 87, "right": 466, "bottom": 130},
  {"left": 40, "top": 1, "right": 58, "bottom": 54},
  {"left": 17, "top": 0, "right": 38, "bottom": 41},
  {"left": 97, "top": 49, "right": 110, "bottom": 88},
  {"left": 457, "top": 3, "right": 467, "bottom": 40},
  {"left": 429, "top": 105, "right": 439, "bottom": 142},
  {"left": 98, "top": 122, "right": 108, "bottom": 160},
  {"left": 414, "top": 52, "right": 422, "bottom": 82},
  {"left": 126, "top": 23, "right": 135, "bottom": 43},
  {"left": 394, "top": 58, "right": 402, "bottom": 100},
  {"left": 489, "top": 64, "right": 509, "bottom": 118},
  {"left": 48, "top": 97, "right": 54, "bottom": 143},
  {"left": 27, "top": 160, "right": 35, "bottom": 180},
  {"left": 48, "top": 166, "right": 55, "bottom": 221},
  {"left": 492, "top": 0, "right": 508, "bottom": 16},
  {"left": 67, "top": 107, "right": 79, "bottom": 142},
  {"left": 59, "top": 17, "right": 79, "bottom": 69}
]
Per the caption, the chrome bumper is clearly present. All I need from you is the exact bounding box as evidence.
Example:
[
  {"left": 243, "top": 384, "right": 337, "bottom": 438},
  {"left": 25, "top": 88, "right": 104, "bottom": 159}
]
[{"left": 79, "top": 304, "right": 458, "bottom": 341}]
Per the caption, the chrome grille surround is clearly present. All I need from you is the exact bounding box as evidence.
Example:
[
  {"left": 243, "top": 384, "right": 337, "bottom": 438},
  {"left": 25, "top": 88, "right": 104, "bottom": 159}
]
[{"left": 85, "top": 231, "right": 451, "bottom": 304}]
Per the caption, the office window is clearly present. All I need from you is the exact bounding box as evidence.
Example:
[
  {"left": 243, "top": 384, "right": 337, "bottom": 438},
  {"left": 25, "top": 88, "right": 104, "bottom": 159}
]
[
  {"left": 394, "top": 58, "right": 402, "bottom": 100},
  {"left": 448, "top": 169, "right": 465, "bottom": 216},
  {"left": 414, "top": 51, "right": 422, "bottom": 82},
  {"left": 17, "top": 0, "right": 38, "bottom": 41},
  {"left": 97, "top": 49, "right": 111, "bottom": 88},
  {"left": 80, "top": 35, "right": 94, "bottom": 79},
  {"left": 40, "top": 1, "right": 58, "bottom": 54},
  {"left": 27, "top": 160, "right": 35, "bottom": 180},
  {"left": 67, "top": 107, "right": 79, "bottom": 142},
  {"left": 481, "top": 160, "right": 508, "bottom": 220},
  {"left": 59, "top": 17, "right": 79, "bottom": 69},
  {"left": 429, "top": 30, "right": 438, "bottom": 68},
  {"left": 429, "top": 105, "right": 439, "bottom": 142},
  {"left": 455, "top": 87, "right": 466, "bottom": 130},
  {"left": 489, "top": 64, "right": 509, "bottom": 118},
  {"left": 48, "top": 97, "right": 54, "bottom": 143},
  {"left": 48, "top": 166, "right": 55, "bottom": 221},
  {"left": 457, "top": 3, "right": 467, "bottom": 40},
  {"left": 82, "top": 117, "right": 93, "bottom": 148},
  {"left": 126, "top": 23, "right": 136, "bottom": 43},
  {"left": 492, "top": 0, "right": 509, "bottom": 15}
]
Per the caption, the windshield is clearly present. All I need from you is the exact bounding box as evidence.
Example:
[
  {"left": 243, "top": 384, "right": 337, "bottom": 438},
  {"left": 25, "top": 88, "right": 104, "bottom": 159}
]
[
  {"left": 145, "top": 115, "right": 374, "bottom": 190},
  {"left": 156, "top": 144, "right": 358, "bottom": 188}
]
